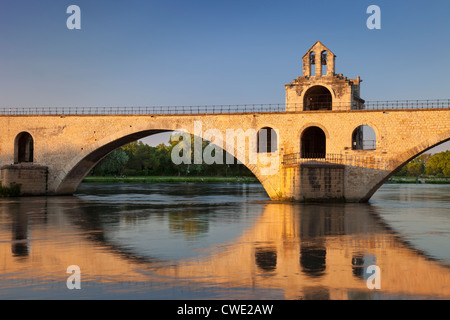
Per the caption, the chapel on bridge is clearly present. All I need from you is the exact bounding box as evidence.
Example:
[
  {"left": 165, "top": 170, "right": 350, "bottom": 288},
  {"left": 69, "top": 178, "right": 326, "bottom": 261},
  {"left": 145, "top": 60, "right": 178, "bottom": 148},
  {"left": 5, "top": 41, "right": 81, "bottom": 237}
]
[{"left": 285, "top": 41, "right": 365, "bottom": 111}]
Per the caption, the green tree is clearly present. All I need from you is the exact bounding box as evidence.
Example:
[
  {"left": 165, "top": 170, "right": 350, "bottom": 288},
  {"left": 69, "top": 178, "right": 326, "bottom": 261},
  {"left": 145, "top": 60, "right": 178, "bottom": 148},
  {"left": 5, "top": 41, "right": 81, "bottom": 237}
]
[
  {"left": 394, "top": 151, "right": 448, "bottom": 177},
  {"left": 405, "top": 162, "right": 424, "bottom": 177},
  {"left": 91, "top": 132, "right": 255, "bottom": 178},
  {"left": 425, "top": 151, "right": 450, "bottom": 176},
  {"left": 94, "top": 149, "right": 129, "bottom": 176},
  {"left": 134, "top": 142, "right": 159, "bottom": 174}
]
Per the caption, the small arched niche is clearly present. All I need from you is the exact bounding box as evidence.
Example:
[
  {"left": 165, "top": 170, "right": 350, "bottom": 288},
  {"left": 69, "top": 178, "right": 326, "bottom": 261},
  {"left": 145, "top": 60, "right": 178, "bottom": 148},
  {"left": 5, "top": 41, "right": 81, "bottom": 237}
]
[
  {"left": 352, "top": 125, "right": 376, "bottom": 150},
  {"left": 257, "top": 127, "right": 278, "bottom": 153},
  {"left": 14, "top": 132, "right": 34, "bottom": 163}
]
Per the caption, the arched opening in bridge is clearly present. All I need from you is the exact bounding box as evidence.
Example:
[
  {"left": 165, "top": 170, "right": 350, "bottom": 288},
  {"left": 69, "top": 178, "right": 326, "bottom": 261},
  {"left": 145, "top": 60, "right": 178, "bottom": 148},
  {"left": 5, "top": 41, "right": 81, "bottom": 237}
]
[
  {"left": 257, "top": 127, "right": 278, "bottom": 153},
  {"left": 301, "top": 126, "right": 326, "bottom": 159},
  {"left": 303, "top": 86, "right": 332, "bottom": 111},
  {"left": 89, "top": 131, "right": 255, "bottom": 178},
  {"left": 57, "top": 129, "right": 263, "bottom": 196},
  {"left": 352, "top": 125, "right": 376, "bottom": 150},
  {"left": 14, "top": 132, "right": 34, "bottom": 163}
]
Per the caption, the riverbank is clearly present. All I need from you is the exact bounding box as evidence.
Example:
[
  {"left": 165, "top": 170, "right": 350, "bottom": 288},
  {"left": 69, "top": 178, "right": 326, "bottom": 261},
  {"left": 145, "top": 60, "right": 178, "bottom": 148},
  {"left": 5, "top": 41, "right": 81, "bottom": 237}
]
[
  {"left": 387, "top": 177, "right": 450, "bottom": 184},
  {"left": 83, "top": 176, "right": 259, "bottom": 183}
]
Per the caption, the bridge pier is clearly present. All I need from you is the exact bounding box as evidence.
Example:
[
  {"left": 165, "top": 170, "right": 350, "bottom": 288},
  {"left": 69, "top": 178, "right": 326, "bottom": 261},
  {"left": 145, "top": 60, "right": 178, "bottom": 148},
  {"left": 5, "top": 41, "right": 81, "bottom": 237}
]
[
  {"left": 279, "top": 161, "right": 393, "bottom": 203},
  {"left": 281, "top": 163, "right": 346, "bottom": 202},
  {"left": 1, "top": 164, "right": 48, "bottom": 196}
]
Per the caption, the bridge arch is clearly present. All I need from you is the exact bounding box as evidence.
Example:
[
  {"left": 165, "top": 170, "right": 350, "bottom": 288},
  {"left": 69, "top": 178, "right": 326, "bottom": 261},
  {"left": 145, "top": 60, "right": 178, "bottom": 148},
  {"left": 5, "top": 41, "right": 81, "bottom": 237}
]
[
  {"left": 52, "top": 126, "right": 273, "bottom": 197},
  {"left": 393, "top": 133, "right": 450, "bottom": 174},
  {"left": 361, "top": 132, "right": 450, "bottom": 202}
]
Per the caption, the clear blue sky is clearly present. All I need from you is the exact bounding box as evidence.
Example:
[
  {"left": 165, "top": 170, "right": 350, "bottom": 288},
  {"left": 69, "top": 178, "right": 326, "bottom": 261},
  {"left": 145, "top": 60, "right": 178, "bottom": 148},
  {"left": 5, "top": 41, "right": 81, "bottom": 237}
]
[{"left": 0, "top": 0, "right": 449, "bottom": 150}]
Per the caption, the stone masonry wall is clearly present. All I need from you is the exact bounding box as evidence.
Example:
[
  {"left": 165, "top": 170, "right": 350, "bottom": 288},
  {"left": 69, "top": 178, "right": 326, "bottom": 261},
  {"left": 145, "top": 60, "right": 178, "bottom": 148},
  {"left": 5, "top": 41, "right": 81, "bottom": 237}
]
[
  {"left": 0, "top": 108, "right": 448, "bottom": 201},
  {"left": 1, "top": 164, "right": 48, "bottom": 195}
]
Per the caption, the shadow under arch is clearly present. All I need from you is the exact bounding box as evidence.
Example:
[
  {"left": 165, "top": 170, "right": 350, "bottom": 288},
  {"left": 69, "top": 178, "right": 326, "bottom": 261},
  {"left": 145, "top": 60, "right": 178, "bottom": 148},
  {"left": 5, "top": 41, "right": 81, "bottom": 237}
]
[{"left": 53, "top": 128, "right": 268, "bottom": 196}]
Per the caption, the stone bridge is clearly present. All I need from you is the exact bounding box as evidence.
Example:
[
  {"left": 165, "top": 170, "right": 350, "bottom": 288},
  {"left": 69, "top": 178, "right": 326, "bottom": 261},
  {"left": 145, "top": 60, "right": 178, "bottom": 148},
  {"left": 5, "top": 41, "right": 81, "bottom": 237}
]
[{"left": 1, "top": 41, "right": 449, "bottom": 202}]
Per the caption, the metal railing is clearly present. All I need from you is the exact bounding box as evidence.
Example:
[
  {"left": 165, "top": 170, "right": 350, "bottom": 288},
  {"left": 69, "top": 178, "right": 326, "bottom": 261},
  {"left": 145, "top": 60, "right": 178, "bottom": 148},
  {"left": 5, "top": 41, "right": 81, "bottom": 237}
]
[
  {"left": 0, "top": 104, "right": 286, "bottom": 115},
  {"left": 352, "top": 140, "right": 376, "bottom": 150},
  {"left": 288, "top": 99, "right": 450, "bottom": 112},
  {"left": 361, "top": 99, "right": 450, "bottom": 110},
  {"left": 0, "top": 99, "right": 449, "bottom": 115},
  {"left": 282, "top": 152, "right": 400, "bottom": 170}
]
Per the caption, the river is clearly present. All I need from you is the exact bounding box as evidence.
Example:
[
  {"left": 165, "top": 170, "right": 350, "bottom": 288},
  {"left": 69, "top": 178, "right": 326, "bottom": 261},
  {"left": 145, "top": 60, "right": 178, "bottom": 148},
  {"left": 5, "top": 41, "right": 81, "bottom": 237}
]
[{"left": 0, "top": 182, "right": 449, "bottom": 300}]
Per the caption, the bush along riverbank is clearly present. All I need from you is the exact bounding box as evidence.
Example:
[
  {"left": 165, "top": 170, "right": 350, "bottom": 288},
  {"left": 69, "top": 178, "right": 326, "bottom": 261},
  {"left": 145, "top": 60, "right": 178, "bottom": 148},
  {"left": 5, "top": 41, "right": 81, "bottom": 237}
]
[{"left": 0, "top": 183, "right": 21, "bottom": 197}]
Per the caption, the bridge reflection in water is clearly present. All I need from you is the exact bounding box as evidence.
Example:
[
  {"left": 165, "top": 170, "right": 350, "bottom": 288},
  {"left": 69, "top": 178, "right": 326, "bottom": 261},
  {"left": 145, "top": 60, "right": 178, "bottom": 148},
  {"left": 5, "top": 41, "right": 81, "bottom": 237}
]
[{"left": 0, "top": 191, "right": 449, "bottom": 300}]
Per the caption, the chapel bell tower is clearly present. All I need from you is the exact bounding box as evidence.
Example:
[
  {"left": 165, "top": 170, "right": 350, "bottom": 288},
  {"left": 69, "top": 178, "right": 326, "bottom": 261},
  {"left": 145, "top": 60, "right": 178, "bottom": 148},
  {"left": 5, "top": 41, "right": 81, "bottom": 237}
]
[{"left": 285, "top": 41, "right": 364, "bottom": 111}]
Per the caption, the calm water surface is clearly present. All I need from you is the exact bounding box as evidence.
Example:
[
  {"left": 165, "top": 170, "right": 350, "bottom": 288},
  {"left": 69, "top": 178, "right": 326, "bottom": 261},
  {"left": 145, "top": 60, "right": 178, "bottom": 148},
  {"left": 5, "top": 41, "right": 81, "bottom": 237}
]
[{"left": 0, "top": 182, "right": 449, "bottom": 299}]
